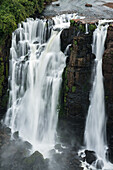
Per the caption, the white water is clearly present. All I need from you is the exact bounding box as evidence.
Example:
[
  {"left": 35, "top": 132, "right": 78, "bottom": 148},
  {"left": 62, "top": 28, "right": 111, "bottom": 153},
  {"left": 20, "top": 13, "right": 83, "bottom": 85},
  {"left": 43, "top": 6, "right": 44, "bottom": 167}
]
[
  {"left": 4, "top": 14, "right": 83, "bottom": 157},
  {"left": 84, "top": 21, "right": 113, "bottom": 169},
  {"left": 85, "top": 23, "right": 89, "bottom": 34}
]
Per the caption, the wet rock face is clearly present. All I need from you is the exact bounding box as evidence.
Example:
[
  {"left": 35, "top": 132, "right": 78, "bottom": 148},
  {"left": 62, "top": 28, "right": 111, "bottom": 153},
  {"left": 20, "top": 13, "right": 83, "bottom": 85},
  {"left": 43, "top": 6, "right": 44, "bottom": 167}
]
[
  {"left": 85, "top": 150, "right": 96, "bottom": 164},
  {"left": 103, "top": 26, "right": 113, "bottom": 163},
  {"left": 60, "top": 26, "right": 77, "bottom": 52},
  {"left": 60, "top": 23, "right": 113, "bottom": 161},
  {"left": 0, "top": 36, "right": 11, "bottom": 120},
  {"left": 0, "top": 125, "right": 48, "bottom": 170},
  {"left": 0, "top": 124, "right": 84, "bottom": 170},
  {"left": 85, "top": 3, "right": 92, "bottom": 7},
  {"left": 60, "top": 23, "right": 95, "bottom": 145}
]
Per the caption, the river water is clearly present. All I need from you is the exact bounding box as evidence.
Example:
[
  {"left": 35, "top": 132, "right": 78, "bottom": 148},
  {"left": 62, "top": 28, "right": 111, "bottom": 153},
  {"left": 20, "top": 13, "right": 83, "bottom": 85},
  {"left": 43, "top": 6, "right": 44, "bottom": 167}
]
[{"left": 44, "top": 0, "right": 113, "bottom": 19}]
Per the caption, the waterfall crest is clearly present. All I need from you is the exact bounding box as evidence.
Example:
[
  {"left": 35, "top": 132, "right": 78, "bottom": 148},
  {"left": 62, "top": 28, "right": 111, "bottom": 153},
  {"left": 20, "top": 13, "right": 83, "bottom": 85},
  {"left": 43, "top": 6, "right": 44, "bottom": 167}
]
[{"left": 4, "top": 14, "right": 83, "bottom": 157}]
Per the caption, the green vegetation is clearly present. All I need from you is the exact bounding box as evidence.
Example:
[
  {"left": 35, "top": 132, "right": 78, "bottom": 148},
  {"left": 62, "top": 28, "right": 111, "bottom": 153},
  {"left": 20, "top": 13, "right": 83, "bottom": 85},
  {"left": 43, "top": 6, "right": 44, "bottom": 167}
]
[
  {"left": 0, "top": 58, "right": 4, "bottom": 96},
  {"left": 78, "top": 24, "right": 85, "bottom": 32},
  {"left": 66, "top": 86, "right": 69, "bottom": 92},
  {"left": 89, "top": 24, "right": 96, "bottom": 31},
  {"left": 74, "top": 40, "right": 77, "bottom": 46},
  {"left": 105, "top": 96, "right": 108, "bottom": 100},
  {"left": 63, "top": 68, "right": 68, "bottom": 104},
  {"left": 72, "top": 86, "right": 76, "bottom": 93},
  {"left": 70, "top": 20, "right": 85, "bottom": 33},
  {"left": 0, "top": 0, "right": 51, "bottom": 45},
  {"left": 70, "top": 19, "right": 75, "bottom": 25},
  {"left": 64, "top": 96, "right": 67, "bottom": 103},
  {"left": 0, "top": 0, "right": 51, "bottom": 112}
]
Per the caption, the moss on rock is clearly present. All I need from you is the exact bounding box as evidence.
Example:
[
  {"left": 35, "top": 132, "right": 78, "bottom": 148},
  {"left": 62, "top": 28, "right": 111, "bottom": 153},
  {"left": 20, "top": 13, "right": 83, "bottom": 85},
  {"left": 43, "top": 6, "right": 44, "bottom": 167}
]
[
  {"left": 0, "top": 58, "right": 4, "bottom": 97},
  {"left": 89, "top": 24, "right": 96, "bottom": 31},
  {"left": 72, "top": 86, "right": 76, "bottom": 93}
]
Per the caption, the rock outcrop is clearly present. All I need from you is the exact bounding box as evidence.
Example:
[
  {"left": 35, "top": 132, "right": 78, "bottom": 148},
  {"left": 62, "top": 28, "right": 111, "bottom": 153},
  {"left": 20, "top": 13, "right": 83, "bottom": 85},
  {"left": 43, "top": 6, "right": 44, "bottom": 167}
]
[
  {"left": 59, "top": 20, "right": 96, "bottom": 145},
  {"left": 0, "top": 36, "right": 11, "bottom": 120},
  {"left": 103, "top": 25, "right": 113, "bottom": 162},
  {"left": 85, "top": 3, "right": 92, "bottom": 7}
]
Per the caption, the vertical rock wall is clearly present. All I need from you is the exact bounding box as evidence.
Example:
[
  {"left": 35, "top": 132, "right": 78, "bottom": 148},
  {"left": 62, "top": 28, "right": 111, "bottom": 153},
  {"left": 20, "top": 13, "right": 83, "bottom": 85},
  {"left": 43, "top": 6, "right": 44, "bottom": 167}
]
[
  {"left": 60, "top": 21, "right": 113, "bottom": 161},
  {"left": 59, "top": 21, "right": 95, "bottom": 145},
  {"left": 0, "top": 36, "right": 11, "bottom": 120},
  {"left": 103, "top": 25, "right": 113, "bottom": 162}
]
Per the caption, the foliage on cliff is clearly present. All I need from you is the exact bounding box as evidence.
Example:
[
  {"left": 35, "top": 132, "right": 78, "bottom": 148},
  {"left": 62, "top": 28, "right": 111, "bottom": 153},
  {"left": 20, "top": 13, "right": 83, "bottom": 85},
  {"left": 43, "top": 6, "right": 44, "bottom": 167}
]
[
  {"left": 0, "top": 0, "right": 51, "bottom": 44},
  {"left": 0, "top": 0, "right": 51, "bottom": 118}
]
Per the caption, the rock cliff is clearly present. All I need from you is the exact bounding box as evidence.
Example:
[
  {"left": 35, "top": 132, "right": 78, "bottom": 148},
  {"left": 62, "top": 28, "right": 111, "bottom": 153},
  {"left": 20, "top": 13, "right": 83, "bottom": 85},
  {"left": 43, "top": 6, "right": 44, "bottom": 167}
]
[
  {"left": 60, "top": 21, "right": 113, "bottom": 162},
  {"left": 103, "top": 25, "right": 113, "bottom": 162},
  {"left": 59, "top": 20, "right": 96, "bottom": 145},
  {"left": 0, "top": 36, "right": 11, "bottom": 120}
]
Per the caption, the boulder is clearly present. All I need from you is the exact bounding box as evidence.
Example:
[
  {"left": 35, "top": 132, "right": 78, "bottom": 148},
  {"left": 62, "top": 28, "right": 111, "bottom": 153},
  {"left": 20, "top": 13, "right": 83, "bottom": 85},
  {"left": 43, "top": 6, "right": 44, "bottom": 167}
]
[
  {"left": 85, "top": 150, "right": 97, "bottom": 164},
  {"left": 85, "top": 3, "right": 92, "bottom": 7},
  {"left": 13, "top": 131, "right": 19, "bottom": 140},
  {"left": 23, "top": 141, "right": 32, "bottom": 149},
  {"left": 4, "top": 127, "right": 11, "bottom": 134},
  {"left": 52, "top": 1, "right": 60, "bottom": 6},
  {"left": 23, "top": 151, "right": 47, "bottom": 170},
  {"left": 55, "top": 144, "right": 65, "bottom": 152}
]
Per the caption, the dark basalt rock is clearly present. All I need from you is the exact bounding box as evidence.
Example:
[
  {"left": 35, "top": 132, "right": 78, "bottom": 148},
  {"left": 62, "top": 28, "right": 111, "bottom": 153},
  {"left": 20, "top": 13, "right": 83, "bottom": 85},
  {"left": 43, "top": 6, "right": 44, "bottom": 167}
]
[
  {"left": 51, "top": 148, "right": 83, "bottom": 170},
  {"left": 54, "top": 144, "right": 62, "bottom": 151},
  {"left": 60, "top": 24, "right": 94, "bottom": 146},
  {"left": 33, "top": 41, "right": 39, "bottom": 44},
  {"left": 103, "top": 25, "right": 113, "bottom": 163},
  {"left": 0, "top": 126, "right": 48, "bottom": 170},
  {"left": 52, "top": 1, "right": 60, "bottom": 6},
  {"left": 49, "top": 149, "right": 56, "bottom": 155},
  {"left": 61, "top": 27, "right": 76, "bottom": 52},
  {"left": 23, "top": 141, "right": 32, "bottom": 150},
  {"left": 3, "top": 126, "right": 11, "bottom": 134},
  {"left": 13, "top": 131, "right": 19, "bottom": 140},
  {"left": 85, "top": 3, "right": 92, "bottom": 7},
  {"left": 85, "top": 150, "right": 97, "bottom": 164},
  {"left": 23, "top": 151, "right": 47, "bottom": 170}
]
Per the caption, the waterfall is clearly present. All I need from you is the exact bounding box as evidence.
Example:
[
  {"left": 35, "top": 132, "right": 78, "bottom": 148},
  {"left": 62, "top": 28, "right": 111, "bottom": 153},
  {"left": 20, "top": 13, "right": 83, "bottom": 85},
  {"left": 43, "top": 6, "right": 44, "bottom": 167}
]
[
  {"left": 85, "top": 23, "right": 88, "bottom": 34},
  {"left": 84, "top": 20, "right": 113, "bottom": 169},
  {"left": 4, "top": 14, "right": 83, "bottom": 157},
  {"left": 84, "top": 24, "right": 108, "bottom": 159}
]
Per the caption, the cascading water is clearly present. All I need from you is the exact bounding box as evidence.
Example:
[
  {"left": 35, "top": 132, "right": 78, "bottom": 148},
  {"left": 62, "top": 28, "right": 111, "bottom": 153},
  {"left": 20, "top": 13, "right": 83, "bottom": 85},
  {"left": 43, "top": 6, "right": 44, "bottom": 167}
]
[
  {"left": 85, "top": 23, "right": 108, "bottom": 159},
  {"left": 4, "top": 14, "right": 84, "bottom": 157},
  {"left": 84, "top": 20, "right": 113, "bottom": 169}
]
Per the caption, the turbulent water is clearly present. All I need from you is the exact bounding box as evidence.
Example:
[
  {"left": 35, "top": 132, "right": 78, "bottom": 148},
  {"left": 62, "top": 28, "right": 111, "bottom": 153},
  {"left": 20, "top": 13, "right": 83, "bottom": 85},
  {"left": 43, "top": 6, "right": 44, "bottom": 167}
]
[
  {"left": 4, "top": 14, "right": 84, "bottom": 157},
  {"left": 84, "top": 20, "right": 113, "bottom": 169}
]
